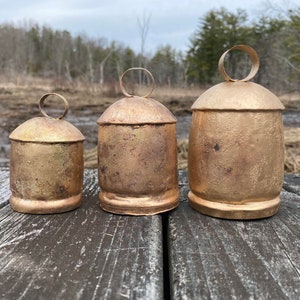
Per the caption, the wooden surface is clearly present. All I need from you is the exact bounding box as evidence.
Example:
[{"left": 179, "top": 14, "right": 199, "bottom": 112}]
[
  {"left": 0, "top": 169, "right": 163, "bottom": 300},
  {"left": 0, "top": 167, "right": 9, "bottom": 208},
  {"left": 1, "top": 167, "right": 300, "bottom": 299},
  {"left": 169, "top": 172, "right": 300, "bottom": 299}
]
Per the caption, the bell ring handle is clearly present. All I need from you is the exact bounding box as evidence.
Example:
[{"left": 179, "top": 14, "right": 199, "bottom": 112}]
[
  {"left": 120, "top": 67, "right": 155, "bottom": 98},
  {"left": 39, "top": 93, "right": 69, "bottom": 119},
  {"left": 218, "top": 44, "right": 260, "bottom": 82}
]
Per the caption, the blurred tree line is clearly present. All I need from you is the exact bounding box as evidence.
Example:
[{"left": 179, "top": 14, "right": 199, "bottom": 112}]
[
  {"left": 186, "top": 7, "right": 300, "bottom": 92},
  {"left": 0, "top": 7, "right": 299, "bottom": 92},
  {"left": 0, "top": 20, "right": 186, "bottom": 88}
]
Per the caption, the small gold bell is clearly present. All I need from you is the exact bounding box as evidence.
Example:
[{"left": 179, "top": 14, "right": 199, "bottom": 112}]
[{"left": 9, "top": 93, "right": 85, "bottom": 214}]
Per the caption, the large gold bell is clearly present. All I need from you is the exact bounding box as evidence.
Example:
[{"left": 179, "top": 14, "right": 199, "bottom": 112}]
[{"left": 188, "top": 45, "right": 285, "bottom": 220}]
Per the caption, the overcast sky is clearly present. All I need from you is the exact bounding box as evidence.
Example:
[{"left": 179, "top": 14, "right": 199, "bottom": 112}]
[{"left": 0, "top": 0, "right": 297, "bottom": 54}]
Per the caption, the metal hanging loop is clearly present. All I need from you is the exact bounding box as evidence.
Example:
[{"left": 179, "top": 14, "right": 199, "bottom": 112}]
[
  {"left": 39, "top": 93, "right": 69, "bottom": 120},
  {"left": 218, "top": 44, "right": 260, "bottom": 82},
  {"left": 119, "top": 67, "right": 155, "bottom": 98}
]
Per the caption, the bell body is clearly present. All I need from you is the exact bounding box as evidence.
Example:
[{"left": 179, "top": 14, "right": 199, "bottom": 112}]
[
  {"left": 188, "top": 82, "right": 285, "bottom": 219},
  {"left": 97, "top": 97, "right": 179, "bottom": 215},
  {"left": 9, "top": 117, "right": 85, "bottom": 214}
]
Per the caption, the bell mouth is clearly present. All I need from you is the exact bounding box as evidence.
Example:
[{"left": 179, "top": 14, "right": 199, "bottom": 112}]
[
  {"left": 188, "top": 191, "right": 280, "bottom": 220},
  {"left": 9, "top": 193, "right": 82, "bottom": 214},
  {"left": 99, "top": 190, "right": 179, "bottom": 215}
]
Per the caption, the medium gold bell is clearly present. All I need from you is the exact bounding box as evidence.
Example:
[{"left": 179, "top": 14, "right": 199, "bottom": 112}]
[
  {"left": 188, "top": 45, "right": 285, "bottom": 220},
  {"left": 9, "top": 93, "right": 85, "bottom": 214},
  {"left": 97, "top": 68, "right": 179, "bottom": 215}
]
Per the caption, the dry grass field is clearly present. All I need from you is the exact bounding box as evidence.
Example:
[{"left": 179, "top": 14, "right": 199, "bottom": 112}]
[{"left": 0, "top": 78, "right": 299, "bottom": 173}]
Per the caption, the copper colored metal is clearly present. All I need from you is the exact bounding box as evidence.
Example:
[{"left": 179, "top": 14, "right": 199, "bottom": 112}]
[
  {"left": 97, "top": 68, "right": 179, "bottom": 215},
  {"left": 9, "top": 93, "right": 85, "bottom": 214},
  {"left": 188, "top": 45, "right": 285, "bottom": 220}
]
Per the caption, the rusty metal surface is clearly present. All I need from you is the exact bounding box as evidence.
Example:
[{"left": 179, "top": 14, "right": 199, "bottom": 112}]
[
  {"left": 9, "top": 93, "right": 84, "bottom": 214},
  {"left": 97, "top": 96, "right": 176, "bottom": 125},
  {"left": 10, "top": 142, "right": 84, "bottom": 214},
  {"left": 97, "top": 68, "right": 179, "bottom": 215},
  {"left": 188, "top": 111, "right": 284, "bottom": 219},
  {"left": 9, "top": 117, "right": 85, "bottom": 143},
  {"left": 191, "top": 81, "right": 285, "bottom": 111},
  {"left": 188, "top": 45, "right": 285, "bottom": 220},
  {"left": 98, "top": 124, "right": 179, "bottom": 215}
]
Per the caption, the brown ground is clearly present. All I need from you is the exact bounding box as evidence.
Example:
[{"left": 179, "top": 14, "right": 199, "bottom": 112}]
[{"left": 0, "top": 82, "right": 299, "bottom": 173}]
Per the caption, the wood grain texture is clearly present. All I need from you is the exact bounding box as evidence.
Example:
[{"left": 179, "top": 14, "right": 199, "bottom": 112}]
[
  {"left": 0, "top": 167, "right": 9, "bottom": 208},
  {"left": 2, "top": 167, "right": 300, "bottom": 300},
  {"left": 0, "top": 168, "right": 163, "bottom": 300},
  {"left": 284, "top": 173, "right": 300, "bottom": 195},
  {"left": 169, "top": 171, "right": 300, "bottom": 300}
]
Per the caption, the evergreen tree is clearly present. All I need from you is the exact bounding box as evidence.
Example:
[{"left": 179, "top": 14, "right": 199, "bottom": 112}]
[{"left": 186, "top": 8, "right": 251, "bottom": 85}]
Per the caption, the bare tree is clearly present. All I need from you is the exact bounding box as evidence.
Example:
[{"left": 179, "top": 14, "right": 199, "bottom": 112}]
[
  {"left": 137, "top": 11, "right": 151, "bottom": 85},
  {"left": 99, "top": 46, "right": 113, "bottom": 87},
  {"left": 262, "top": 0, "right": 297, "bottom": 17}
]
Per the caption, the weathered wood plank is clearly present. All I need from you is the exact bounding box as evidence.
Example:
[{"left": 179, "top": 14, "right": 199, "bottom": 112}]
[
  {"left": 0, "top": 166, "right": 9, "bottom": 208},
  {"left": 284, "top": 173, "right": 300, "bottom": 195},
  {"left": 0, "top": 168, "right": 163, "bottom": 300},
  {"left": 169, "top": 171, "right": 300, "bottom": 299}
]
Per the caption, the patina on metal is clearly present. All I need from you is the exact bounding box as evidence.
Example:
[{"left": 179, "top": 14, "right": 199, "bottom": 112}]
[
  {"left": 9, "top": 93, "right": 85, "bottom": 214},
  {"left": 188, "top": 45, "right": 285, "bottom": 220},
  {"left": 97, "top": 67, "right": 179, "bottom": 215}
]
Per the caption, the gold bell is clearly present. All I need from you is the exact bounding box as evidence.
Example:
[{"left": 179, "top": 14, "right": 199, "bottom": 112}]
[
  {"left": 9, "top": 93, "right": 85, "bottom": 214},
  {"left": 188, "top": 45, "right": 285, "bottom": 220},
  {"left": 97, "top": 68, "right": 179, "bottom": 215}
]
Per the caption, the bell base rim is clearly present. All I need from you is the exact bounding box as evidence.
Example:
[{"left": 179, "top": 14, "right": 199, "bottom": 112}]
[
  {"left": 99, "top": 190, "right": 179, "bottom": 215},
  {"left": 9, "top": 193, "right": 82, "bottom": 214},
  {"left": 188, "top": 191, "right": 280, "bottom": 220}
]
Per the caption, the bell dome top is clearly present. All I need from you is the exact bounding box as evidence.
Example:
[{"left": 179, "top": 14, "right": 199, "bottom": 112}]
[
  {"left": 97, "top": 68, "right": 176, "bottom": 125},
  {"left": 191, "top": 45, "right": 284, "bottom": 111},
  {"left": 9, "top": 93, "right": 85, "bottom": 143}
]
